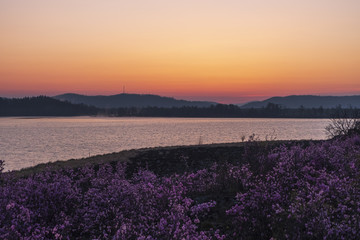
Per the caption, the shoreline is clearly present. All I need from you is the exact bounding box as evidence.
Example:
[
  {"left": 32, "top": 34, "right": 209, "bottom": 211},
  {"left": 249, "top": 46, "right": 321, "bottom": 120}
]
[
  {"left": 0, "top": 115, "right": 332, "bottom": 119},
  {"left": 9, "top": 142, "right": 247, "bottom": 177},
  {"left": 9, "top": 139, "right": 314, "bottom": 178}
]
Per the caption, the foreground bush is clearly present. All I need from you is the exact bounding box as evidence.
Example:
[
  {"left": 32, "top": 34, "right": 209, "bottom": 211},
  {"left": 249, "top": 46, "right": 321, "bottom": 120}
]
[{"left": 1, "top": 135, "right": 360, "bottom": 239}]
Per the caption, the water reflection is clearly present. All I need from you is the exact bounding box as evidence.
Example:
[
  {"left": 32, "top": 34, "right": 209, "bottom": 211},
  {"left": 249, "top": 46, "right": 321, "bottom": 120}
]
[{"left": 0, "top": 117, "right": 329, "bottom": 171}]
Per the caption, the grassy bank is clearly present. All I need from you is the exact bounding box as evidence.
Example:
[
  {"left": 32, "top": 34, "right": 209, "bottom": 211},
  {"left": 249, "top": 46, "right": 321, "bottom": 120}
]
[
  {"left": 1, "top": 136, "right": 360, "bottom": 239},
  {"left": 8, "top": 140, "right": 292, "bottom": 179}
]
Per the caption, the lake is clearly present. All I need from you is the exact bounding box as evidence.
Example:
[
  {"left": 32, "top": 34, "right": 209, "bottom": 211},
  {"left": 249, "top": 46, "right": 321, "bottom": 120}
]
[{"left": 0, "top": 117, "right": 329, "bottom": 171}]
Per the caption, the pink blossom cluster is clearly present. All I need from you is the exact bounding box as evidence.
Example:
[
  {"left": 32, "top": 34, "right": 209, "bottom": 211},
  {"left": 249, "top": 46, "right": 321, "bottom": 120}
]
[{"left": 1, "top": 135, "right": 360, "bottom": 239}]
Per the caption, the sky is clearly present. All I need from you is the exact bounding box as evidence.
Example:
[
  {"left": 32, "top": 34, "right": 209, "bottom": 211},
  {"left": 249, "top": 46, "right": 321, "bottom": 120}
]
[{"left": 1, "top": 0, "right": 360, "bottom": 103}]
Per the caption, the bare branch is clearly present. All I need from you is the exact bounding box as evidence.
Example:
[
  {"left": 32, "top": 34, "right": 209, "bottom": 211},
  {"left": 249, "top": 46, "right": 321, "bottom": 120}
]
[{"left": 325, "top": 108, "right": 360, "bottom": 138}]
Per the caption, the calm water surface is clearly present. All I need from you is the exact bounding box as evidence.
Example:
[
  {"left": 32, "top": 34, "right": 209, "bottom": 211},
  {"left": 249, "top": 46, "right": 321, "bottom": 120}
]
[{"left": 0, "top": 117, "right": 329, "bottom": 171}]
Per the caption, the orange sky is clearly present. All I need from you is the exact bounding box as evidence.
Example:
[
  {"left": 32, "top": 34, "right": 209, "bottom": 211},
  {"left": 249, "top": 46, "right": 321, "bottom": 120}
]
[{"left": 1, "top": 0, "right": 360, "bottom": 103}]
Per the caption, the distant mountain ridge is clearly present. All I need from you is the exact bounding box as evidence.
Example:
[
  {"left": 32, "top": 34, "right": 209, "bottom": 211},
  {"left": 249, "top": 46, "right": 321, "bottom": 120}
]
[
  {"left": 2, "top": 95, "right": 360, "bottom": 118},
  {"left": 241, "top": 95, "right": 360, "bottom": 109},
  {"left": 53, "top": 93, "right": 217, "bottom": 108}
]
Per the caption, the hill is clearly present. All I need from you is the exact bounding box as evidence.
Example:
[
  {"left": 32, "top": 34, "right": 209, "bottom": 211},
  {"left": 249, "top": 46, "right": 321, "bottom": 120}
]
[
  {"left": 54, "top": 93, "right": 217, "bottom": 108},
  {"left": 0, "top": 96, "right": 98, "bottom": 116},
  {"left": 241, "top": 95, "right": 360, "bottom": 108}
]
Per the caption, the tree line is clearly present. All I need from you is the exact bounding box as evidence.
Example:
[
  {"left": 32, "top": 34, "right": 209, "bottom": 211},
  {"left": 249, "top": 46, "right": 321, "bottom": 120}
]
[
  {"left": 103, "top": 103, "right": 360, "bottom": 118},
  {"left": 1, "top": 96, "right": 359, "bottom": 118},
  {"left": 0, "top": 96, "right": 98, "bottom": 116}
]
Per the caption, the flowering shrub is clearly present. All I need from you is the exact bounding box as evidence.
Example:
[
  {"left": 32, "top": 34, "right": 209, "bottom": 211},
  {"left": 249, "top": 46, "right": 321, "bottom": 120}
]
[
  {"left": 0, "top": 165, "right": 223, "bottom": 239},
  {"left": 1, "top": 135, "right": 360, "bottom": 239},
  {"left": 227, "top": 136, "right": 360, "bottom": 239}
]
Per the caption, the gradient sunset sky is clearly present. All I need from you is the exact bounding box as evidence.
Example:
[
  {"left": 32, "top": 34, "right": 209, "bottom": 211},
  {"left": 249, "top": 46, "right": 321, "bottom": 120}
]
[{"left": 1, "top": 0, "right": 359, "bottom": 103}]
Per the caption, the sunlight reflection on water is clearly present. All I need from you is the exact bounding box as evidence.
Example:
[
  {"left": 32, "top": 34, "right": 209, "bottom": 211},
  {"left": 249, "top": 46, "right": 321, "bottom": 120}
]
[{"left": 0, "top": 117, "right": 329, "bottom": 171}]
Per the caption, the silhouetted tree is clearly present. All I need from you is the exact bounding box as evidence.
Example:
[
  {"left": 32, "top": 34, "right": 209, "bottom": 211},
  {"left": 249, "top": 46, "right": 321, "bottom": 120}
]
[{"left": 325, "top": 108, "right": 360, "bottom": 138}]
